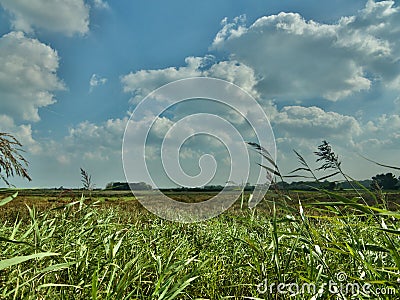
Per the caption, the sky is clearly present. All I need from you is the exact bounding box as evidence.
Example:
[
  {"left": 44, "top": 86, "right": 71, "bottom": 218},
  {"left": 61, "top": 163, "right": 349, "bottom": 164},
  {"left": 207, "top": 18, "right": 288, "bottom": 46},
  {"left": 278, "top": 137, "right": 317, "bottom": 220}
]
[{"left": 0, "top": 0, "right": 399, "bottom": 189}]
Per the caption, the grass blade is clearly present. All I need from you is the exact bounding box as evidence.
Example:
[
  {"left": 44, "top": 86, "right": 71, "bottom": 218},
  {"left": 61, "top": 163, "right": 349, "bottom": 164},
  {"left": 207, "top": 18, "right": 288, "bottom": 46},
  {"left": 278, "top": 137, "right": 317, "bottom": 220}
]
[
  {"left": 0, "top": 252, "right": 58, "bottom": 270},
  {"left": 0, "top": 191, "right": 18, "bottom": 206}
]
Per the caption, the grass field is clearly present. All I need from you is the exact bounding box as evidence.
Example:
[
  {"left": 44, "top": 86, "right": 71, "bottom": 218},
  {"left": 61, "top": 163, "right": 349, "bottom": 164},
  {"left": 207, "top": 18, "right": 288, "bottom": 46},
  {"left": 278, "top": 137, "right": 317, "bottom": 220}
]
[{"left": 0, "top": 188, "right": 399, "bottom": 299}]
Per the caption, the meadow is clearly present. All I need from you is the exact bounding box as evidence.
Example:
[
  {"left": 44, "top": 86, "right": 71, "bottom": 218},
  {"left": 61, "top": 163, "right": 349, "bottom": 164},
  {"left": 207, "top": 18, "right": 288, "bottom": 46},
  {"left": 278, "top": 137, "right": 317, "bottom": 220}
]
[{"left": 0, "top": 187, "right": 399, "bottom": 299}]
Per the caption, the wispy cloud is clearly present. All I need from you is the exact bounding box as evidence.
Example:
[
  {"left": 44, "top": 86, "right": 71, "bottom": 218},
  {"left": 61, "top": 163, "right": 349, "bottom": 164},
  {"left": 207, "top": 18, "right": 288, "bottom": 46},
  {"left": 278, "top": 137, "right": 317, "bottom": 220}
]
[
  {"left": 89, "top": 74, "right": 108, "bottom": 92},
  {"left": 92, "top": 0, "right": 109, "bottom": 10}
]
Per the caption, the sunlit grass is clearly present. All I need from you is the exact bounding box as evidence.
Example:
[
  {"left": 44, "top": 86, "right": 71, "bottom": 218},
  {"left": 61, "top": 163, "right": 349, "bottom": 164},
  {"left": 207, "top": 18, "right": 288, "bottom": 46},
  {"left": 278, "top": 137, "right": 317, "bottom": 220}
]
[
  {"left": 0, "top": 190, "right": 399, "bottom": 299},
  {"left": 1, "top": 140, "right": 399, "bottom": 299}
]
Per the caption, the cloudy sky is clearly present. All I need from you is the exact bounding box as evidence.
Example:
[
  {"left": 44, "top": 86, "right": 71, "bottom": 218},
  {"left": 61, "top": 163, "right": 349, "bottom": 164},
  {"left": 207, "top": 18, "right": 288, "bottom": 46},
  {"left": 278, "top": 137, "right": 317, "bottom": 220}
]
[{"left": 0, "top": 0, "right": 399, "bottom": 188}]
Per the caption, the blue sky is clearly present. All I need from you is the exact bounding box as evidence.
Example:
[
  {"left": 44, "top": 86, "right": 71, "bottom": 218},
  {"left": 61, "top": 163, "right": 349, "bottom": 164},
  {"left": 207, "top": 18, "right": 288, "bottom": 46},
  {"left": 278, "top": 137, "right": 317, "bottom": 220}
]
[{"left": 0, "top": 0, "right": 399, "bottom": 188}]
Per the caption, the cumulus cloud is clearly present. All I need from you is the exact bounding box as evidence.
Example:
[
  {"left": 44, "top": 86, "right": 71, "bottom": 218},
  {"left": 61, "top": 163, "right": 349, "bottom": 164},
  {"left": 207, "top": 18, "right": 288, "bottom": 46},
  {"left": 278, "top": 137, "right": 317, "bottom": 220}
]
[
  {"left": 360, "top": 114, "right": 400, "bottom": 148},
  {"left": 270, "top": 107, "right": 400, "bottom": 181},
  {"left": 89, "top": 74, "right": 107, "bottom": 92},
  {"left": 0, "top": 114, "right": 40, "bottom": 154},
  {"left": 0, "top": 0, "right": 89, "bottom": 35},
  {"left": 9, "top": 117, "right": 128, "bottom": 188},
  {"left": 121, "top": 56, "right": 203, "bottom": 103},
  {"left": 121, "top": 0, "right": 400, "bottom": 106},
  {"left": 0, "top": 31, "right": 65, "bottom": 122},
  {"left": 272, "top": 106, "right": 362, "bottom": 139},
  {"left": 5, "top": 0, "right": 397, "bottom": 187},
  {"left": 64, "top": 117, "right": 128, "bottom": 161},
  {"left": 121, "top": 55, "right": 259, "bottom": 103},
  {"left": 115, "top": 0, "right": 400, "bottom": 186},
  {"left": 211, "top": 0, "right": 400, "bottom": 101}
]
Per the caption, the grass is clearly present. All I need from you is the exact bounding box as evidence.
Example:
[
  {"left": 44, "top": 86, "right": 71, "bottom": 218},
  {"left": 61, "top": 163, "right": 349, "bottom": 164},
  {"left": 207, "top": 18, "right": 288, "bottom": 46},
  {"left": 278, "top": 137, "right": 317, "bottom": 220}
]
[
  {"left": 0, "top": 140, "right": 399, "bottom": 299},
  {"left": 0, "top": 189, "right": 399, "bottom": 299},
  {"left": 0, "top": 132, "right": 31, "bottom": 186}
]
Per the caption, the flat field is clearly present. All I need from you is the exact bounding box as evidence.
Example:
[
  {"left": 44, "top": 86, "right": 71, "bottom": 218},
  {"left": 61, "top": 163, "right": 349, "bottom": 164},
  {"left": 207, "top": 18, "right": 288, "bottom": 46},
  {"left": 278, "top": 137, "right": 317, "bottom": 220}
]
[{"left": 0, "top": 189, "right": 399, "bottom": 299}]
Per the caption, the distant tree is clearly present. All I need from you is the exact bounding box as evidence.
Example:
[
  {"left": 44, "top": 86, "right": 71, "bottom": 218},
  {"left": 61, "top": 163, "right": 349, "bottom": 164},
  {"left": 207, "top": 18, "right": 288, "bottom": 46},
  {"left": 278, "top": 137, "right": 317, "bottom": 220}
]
[
  {"left": 105, "top": 182, "right": 127, "bottom": 190},
  {"left": 105, "top": 182, "right": 114, "bottom": 190},
  {"left": 324, "top": 181, "right": 337, "bottom": 191},
  {"left": 130, "top": 182, "right": 152, "bottom": 190},
  {"left": 371, "top": 173, "right": 399, "bottom": 190},
  {"left": 0, "top": 132, "right": 31, "bottom": 186},
  {"left": 204, "top": 185, "right": 224, "bottom": 191},
  {"left": 106, "top": 182, "right": 152, "bottom": 190}
]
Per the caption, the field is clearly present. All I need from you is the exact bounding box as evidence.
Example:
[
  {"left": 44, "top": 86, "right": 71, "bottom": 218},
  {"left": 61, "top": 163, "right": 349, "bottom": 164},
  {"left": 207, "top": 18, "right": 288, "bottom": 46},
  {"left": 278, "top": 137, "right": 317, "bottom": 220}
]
[{"left": 0, "top": 188, "right": 400, "bottom": 299}]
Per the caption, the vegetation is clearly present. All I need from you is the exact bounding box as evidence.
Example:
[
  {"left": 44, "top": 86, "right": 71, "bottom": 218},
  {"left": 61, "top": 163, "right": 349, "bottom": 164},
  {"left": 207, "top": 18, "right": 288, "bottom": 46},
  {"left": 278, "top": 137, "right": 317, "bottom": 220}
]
[
  {"left": 0, "top": 133, "right": 31, "bottom": 186},
  {"left": 80, "top": 168, "right": 95, "bottom": 199},
  {"left": 105, "top": 182, "right": 152, "bottom": 191},
  {"left": 0, "top": 140, "right": 399, "bottom": 299},
  {"left": 371, "top": 173, "right": 399, "bottom": 190},
  {"left": 80, "top": 168, "right": 95, "bottom": 191}
]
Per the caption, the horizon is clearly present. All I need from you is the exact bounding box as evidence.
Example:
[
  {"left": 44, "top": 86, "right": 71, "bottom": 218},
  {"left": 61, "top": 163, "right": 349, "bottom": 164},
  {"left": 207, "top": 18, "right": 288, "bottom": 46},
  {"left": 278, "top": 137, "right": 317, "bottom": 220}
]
[{"left": 1, "top": 176, "right": 380, "bottom": 191}]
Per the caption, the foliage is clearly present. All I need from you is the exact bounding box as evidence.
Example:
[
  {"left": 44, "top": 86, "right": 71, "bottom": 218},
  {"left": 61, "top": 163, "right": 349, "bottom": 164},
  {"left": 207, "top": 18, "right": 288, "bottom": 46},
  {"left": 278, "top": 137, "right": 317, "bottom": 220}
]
[
  {"left": 371, "top": 173, "right": 399, "bottom": 190},
  {"left": 0, "top": 190, "right": 399, "bottom": 299},
  {"left": 80, "top": 168, "right": 94, "bottom": 191},
  {"left": 314, "top": 140, "right": 341, "bottom": 171},
  {"left": 0, "top": 133, "right": 31, "bottom": 186},
  {"left": 105, "top": 181, "right": 152, "bottom": 190}
]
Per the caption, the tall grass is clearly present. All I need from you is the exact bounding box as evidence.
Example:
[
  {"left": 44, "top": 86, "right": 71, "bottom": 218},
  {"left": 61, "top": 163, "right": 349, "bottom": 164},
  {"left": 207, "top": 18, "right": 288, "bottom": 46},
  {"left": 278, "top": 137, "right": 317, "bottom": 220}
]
[
  {"left": 0, "top": 133, "right": 31, "bottom": 186},
  {"left": 0, "top": 141, "right": 399, "bottom": 299},
  {"left": 1, "top": 194, "right": 399, "bottom": 299},
  {"left": 80, "top": 168, "right": 95, "bottom": 199}
]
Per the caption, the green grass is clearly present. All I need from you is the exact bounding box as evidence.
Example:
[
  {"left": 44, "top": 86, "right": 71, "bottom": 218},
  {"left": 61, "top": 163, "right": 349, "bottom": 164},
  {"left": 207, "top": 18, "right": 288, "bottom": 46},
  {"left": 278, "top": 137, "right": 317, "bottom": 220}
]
[{"left": 0, "top": 190, "right": 399, "bottom": 299}]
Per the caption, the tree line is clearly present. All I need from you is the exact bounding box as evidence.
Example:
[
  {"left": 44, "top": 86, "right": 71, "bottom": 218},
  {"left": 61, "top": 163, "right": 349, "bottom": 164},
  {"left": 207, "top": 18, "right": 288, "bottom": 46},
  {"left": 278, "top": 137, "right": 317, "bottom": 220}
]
[
  {"left": 371, "top": 173, "right": 399, "bottom": 190},
  {"left": 1, "top": 133, "right": 399, "bottom": 191}
]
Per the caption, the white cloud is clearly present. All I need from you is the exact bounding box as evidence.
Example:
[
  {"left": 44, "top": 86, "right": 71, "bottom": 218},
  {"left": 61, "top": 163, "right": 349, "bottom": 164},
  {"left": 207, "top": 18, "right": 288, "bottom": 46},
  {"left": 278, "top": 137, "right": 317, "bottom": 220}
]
[
  {"left": 258, "top": 105, "right": 365, "bottom": 178},
  {"left": 0, "top": 114, "right": 41, "bottom": 154},
  {"left": 22, "top": 117, "right": 129, "bottom": 187},
  {"left": 272, "top": 106, "right": 362, "bottom": 140},
  {"left": 0, "top": 31, "right": 65, "bottom": 122},
  {"left": 64, "top": 117, "right": 128, "bottom": 159},
  {"left": 151, "top": 117, "right": 174, "bottom": 138},
  {"left": 92, "top": 0, "right": 109, "bottom": 10},
  {"left": 271, "top": 108, "right": 400, "bottom": 181},
  {"left": 121, "top": 56, "right": 259, "bottom": 103},
  {"left": 360, "top": 114, "right": 400, "bottom": 148},
  {"left": 89, "top": 74, "right": 107, "bottom": 92},
  {"left": 208, "top": 60, "right": 259, "bottom": 98},
  {"left": 121, "top": 56, "right": 201, "bottom": 102},
  {"left": 4, "top": 0, "right": 398, "bottom": 188},
  {"left": 0, "top": 0, "right": 89, "bottom": 36},
  {"left": 121, "top": 1, "right": 400, "bottom": 107},
  {"left": 104, "top": 1, "right": 400, "bottom": 187},
  {"left": 211, "top": 0, "right": 400, "bottom": 101}
]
